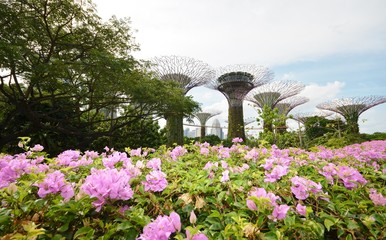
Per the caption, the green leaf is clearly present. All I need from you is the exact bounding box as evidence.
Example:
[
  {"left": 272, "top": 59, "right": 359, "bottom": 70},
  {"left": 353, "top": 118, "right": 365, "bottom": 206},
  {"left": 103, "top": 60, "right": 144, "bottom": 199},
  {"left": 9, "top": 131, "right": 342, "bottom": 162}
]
[
  {"left": 74, "top": 226, "right": 95, "bottom": 239},
  {"left": 324, "top": 219, "right": 334, "bottom": 231}
]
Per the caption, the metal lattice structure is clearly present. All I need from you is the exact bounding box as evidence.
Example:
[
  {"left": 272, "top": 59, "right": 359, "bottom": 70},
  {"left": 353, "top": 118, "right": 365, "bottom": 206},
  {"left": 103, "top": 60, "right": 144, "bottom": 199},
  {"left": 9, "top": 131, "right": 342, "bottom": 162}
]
[
  {"left": 291, "top": 111, "right": 333, "bottom": 124},
  {"left": 208, "top": 65, "right": 274, "bottom": 106},
  {"left": 316, "top": 96, "right": 386, "bottom": 134},
  {"left": 193, "top": 111, "right": 221, "bottom": 137},
  {"left": 275, "top": 96, "right": 309, "bottom": 133},
  {"left": 151, "top": 55, "right": 215, "bottom": 94},
  {"left": 150, "top": 55, "right": 215, "bottom": 146},
  {"left": 276, "top": 96, "right": 309, "bottom": 116},
  {"left": 246, "top": 80, "right": 305, "bottom": 109},
  {"left": 208, "top": 64, "right": 273, "bottom": 140}
]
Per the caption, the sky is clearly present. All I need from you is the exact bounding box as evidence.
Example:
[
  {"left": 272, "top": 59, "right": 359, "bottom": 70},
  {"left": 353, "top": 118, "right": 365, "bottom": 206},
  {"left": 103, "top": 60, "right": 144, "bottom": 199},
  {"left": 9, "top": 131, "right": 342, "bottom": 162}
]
[{"left": 93, "top": 0, "right": 386, "bottom": 135}]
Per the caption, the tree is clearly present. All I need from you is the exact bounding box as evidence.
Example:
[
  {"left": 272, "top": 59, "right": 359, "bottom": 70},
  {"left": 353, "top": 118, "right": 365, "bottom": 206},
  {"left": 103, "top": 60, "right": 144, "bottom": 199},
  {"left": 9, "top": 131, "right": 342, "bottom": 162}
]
[
  {"left": 150, "top": 56, "right": 214, "bottom": 146},
  {"left": 193, "top": 111, "right": 221, "bottom": 138},
  {"left": 246, "top": 80, "right": 305, "bottom": 132},
  {"left": 0, "top": 0, "right": 197, "bottom": 154},
  {"left": 316, "top": 96, "right": 386, "bottom": 134},
  {"left": 208, "top": 65, "right": 273, "bottom": 140}
]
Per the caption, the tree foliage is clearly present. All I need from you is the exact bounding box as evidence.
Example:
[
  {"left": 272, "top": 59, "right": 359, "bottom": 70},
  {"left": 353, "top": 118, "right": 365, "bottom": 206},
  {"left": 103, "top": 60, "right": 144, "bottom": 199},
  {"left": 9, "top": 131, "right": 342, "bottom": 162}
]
[{"left": 0, "top": 0, "right": 198, "bottom": 154}]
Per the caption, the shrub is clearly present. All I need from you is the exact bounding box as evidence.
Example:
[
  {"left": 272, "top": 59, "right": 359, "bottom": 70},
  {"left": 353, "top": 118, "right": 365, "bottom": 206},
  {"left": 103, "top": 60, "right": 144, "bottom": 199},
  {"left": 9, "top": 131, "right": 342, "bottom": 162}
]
[{"left": 1, "top": 139, "right": 385, "bottom": 239}]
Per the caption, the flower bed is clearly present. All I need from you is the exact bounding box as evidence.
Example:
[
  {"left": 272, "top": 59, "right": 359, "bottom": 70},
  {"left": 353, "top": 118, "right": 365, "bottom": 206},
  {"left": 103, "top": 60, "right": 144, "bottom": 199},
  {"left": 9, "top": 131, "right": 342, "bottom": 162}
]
[{"left": 1, "top": 139, "right": 385, "bottom": 239}]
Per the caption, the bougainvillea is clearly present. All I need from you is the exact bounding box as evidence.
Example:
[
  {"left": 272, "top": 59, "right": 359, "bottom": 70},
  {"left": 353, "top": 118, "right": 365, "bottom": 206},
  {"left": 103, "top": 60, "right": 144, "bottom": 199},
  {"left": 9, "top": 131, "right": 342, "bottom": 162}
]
[{"left": 0, "top": 139, "right": 385, "bottom": 239}]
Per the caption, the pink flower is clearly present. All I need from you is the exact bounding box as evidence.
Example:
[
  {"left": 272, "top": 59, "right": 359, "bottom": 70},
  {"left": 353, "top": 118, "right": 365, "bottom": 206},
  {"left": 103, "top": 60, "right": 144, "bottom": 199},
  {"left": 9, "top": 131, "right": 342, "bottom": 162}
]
[
  {"left": 296, "top": 203, "right": 307, "bottom": 216},
  {"left": 270, "top": 204, "right": 290, "bottom": 221},
  {"left": 232, "top": 137, "right": 243, "bottom": 143},
  {"left": 247, "top": 187, "right": 280, "bottom": 210},
  {"left": 291, "top": 176, "right": 323, "bottom": 200},
  {"left": 186, "top": 230, "right": 209, "bottom": 240},
  {"left": 189, "top": 210, "right": 197, "bottom": 224},
  {"left": 102, "top": 151, "right": 131, "bottom": 169},
  {"left": 244, "top": 148, "right": 260, "bottom": 161},
  {"left": 142, "top": 170, "right": 168, "bottom": 192},
  {"left": 336, "top": 166, "right": 367, "bottom": 189},
  {"left": 81, "top": 168, "right": 134, "bottom": 211},
  {"left": 246, "top": 199, "right": 257, "bottom": 210},
  {"left": 264, "top": 165, "right": 288, "bottom": 182},
  {"left": 37, "top": 171, "right": 74, "bottom": 202},
  {"left": 220, "top": 170, "right": 230, "bottom": 182},
  {"left": 130, "top": 148, "right": 142, "bottom": 157},
  {"left": 147, "top": 158, "right": 162, "bottom": 170},
  {"left": 169, "top": 211, "right": 181, "bottom": 232},
  {"left": 138, "top": 212, "right": 181, "bottom": 240},
  {"left": 170, "top": 146, "right": 187, "bottom": 161},
  {"left": 369, "top": 188, "right": 386, "bottom": 206},
  {"left": 30, "top": 144, "right": 44, "bottom": 152},
  {"left": 200, "top": 147, "right": 209, "bottom": 156}
]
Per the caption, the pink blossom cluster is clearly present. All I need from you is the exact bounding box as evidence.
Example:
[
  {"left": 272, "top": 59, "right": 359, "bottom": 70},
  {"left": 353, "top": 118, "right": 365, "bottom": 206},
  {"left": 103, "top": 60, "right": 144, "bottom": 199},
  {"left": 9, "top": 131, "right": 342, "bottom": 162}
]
[
  {"left": 290, "top": 176, "right": 325, "bottom": 200},
  {"left": 102, "top": 151, "right": 131, "bottom": 169},
  {"left": 217, "top": 146, "right": 231, "bottom": 159},
  {"left": 262, "top": 154, "right": 292, "bottom": 183},
  {"left": 369, "top": 188, "right": 386, "bottom": 206},
  {"left": 320, "top": 164, "right": 367, "bottom": 189},
  {"left": 170, "top": 146, "right": 187, "bottom": 161},
  {"left": 0, "top": 153, "right": 48, "bottom": 189},
  {"left": 246, "top": 187, "right": 289, "bottom": 221},
  {"left": 186, "top": 230, "right": 208, "bottom": 240},
  {"left": 146, "top": 158, "right": 162, "bottom": 170},
  {"left": 37, "top": 170, "right": 74, "bottom": 201},
  {"left": 244, "top": 148, "right": 260, "bottom": 161},
  {"left": 56, "top": 150, "right": 97, "bottom": 167},
  {"left": 137, "top": 212, "right": 181, "bottom": 240},
  {"left": 142, "top": 170, "right": 168, "bottom": 192},
  {"left": 81, "top": 168, "right": 134, "bottom": 211}
]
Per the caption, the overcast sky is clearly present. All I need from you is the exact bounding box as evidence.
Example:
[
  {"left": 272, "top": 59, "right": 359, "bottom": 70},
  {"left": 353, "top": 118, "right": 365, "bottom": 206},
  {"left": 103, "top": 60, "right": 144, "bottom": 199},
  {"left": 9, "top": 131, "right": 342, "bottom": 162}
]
[{"left": 93, "top": 0, "right": 386, "bottom": 134}]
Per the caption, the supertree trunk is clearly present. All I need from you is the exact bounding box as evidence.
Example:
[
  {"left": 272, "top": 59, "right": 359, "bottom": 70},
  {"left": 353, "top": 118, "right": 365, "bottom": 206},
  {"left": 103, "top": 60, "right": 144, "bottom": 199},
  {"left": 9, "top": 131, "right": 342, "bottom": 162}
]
[
  {"left": 165, "top": 114, "right": 184, "bottom": 146},
  {"left": 151, "top": 56, "right": 215, "bottom": 146},
  {"left": 228, "top": 99, "right": 246, "bottom": 140},
  {"left": 200, "top": 126, "right": 206, "bottom": 138}
]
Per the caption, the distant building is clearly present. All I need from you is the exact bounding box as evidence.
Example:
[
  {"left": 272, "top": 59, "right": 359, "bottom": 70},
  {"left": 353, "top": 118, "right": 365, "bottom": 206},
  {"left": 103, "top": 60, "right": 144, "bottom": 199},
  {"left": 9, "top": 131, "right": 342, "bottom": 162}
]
[{"left": 210, "top": 119, "right": 224, "bottom": 139}]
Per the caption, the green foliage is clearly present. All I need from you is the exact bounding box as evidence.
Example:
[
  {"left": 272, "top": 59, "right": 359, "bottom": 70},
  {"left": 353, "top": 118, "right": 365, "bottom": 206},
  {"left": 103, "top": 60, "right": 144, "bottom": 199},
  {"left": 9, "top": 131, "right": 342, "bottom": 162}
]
[
  {"left": 184, "top": 134, "right": 223, "bottom": 146},
  {"left": 1, "top": 140, "right": 385, "bottom": 239},
  {"left": 0, "top": 0, "right": 198, "bottom": 155}
]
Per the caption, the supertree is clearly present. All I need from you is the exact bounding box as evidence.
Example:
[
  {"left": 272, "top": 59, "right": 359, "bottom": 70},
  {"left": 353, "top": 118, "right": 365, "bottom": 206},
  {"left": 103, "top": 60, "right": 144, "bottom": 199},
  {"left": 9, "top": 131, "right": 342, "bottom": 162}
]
[
  {"left": 316, "top": 96, "right": 386, "bottom": 134},
  {"left": 291, "top": 111, "right": 333, "bottom": 125},
  {"left": 208, "top": 65, "right": 273, "bottom": 140},
  {"left": 193, "top": 111, "right": 221, "bottom": 137},
  {"left": 246, "top": 80, "right": 305, "bottom": 132},
  {"left": 275, "top": 96, "right": 309, "bottom": 133},
  {"left": 151, "top": 56, "right": 215, "bottom": 146}
]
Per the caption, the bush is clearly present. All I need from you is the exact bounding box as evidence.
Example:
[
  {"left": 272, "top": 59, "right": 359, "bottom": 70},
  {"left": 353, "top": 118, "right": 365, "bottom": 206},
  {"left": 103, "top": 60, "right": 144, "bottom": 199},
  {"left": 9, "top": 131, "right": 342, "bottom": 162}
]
[{"left": 1, "top": 139, "right": 385, "bottom": 239}]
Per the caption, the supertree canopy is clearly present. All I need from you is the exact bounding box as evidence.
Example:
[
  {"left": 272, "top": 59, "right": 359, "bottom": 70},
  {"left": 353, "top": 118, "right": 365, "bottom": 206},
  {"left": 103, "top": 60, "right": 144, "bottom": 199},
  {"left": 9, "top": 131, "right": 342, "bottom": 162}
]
[
  {"left": 275, "top": 96, "right": 309, "bottom": 133},
  {"left": 151, "top": 55, "right": 215, "bottom": 94},
  {"left": 246, "top": 80, "right": 305, "bottom": 132},
  {"left": 316, "top": 96, "right": 386, "bottom": 134},
  {"left": 246, "top": 80, "right": 306, "bottom": 109},
  {"left": 193, "top": 111, "right": 221, "bottom": 137},
  {"left": 291, "top": 111, "right": 333, "bottom": 124},
  {"left": 151, "top": 55, "right": 215, "bottom": 145},
  {"left": 208, "top": 64, "right": 273, "bottom": 140},
  {"left": 276, "top": 96, "right": 309, "bottom": 116}
]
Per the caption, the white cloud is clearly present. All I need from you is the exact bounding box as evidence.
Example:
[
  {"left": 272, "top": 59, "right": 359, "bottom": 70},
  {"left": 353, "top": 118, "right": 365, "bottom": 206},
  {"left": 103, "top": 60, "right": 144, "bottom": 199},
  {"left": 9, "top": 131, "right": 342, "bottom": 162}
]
[
  {"left": 296, "top": 81, "right": 346, "bottom": 113},
  {"left": 94, "top": 0, "right": 386, "bottom": 66}
]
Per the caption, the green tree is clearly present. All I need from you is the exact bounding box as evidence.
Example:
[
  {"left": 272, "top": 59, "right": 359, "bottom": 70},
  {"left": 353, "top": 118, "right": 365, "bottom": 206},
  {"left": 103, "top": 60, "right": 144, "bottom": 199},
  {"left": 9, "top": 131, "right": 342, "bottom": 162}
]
[{"left": 0, "top": 0, "right": 197, "bottom": 154}]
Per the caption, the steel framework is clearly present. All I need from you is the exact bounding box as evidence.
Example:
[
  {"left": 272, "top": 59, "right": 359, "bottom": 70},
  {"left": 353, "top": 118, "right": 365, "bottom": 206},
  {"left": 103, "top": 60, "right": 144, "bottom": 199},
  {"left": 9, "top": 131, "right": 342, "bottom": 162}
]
[
  {"left": 193, "top": 111, "right": 221, "bottom": 137},
  {"left": 151, "top": 55, "right": 215, "bottom": 94},
  {"left": 150, "top": 55, "right": 215, "bottom": 145},
  {"left": 246, "top": 80, "right": 305, "bottom": 109},
  {"left": 208, "top": 64, "right": 273, "bottom": 140},
  {"left": 316, "top": 96, "right": 386, "bottom": 134}
]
